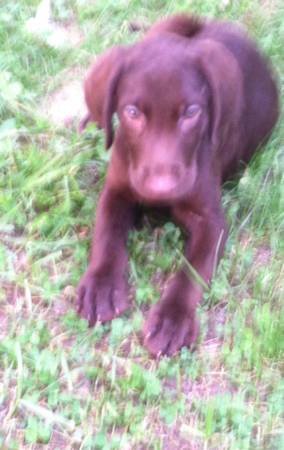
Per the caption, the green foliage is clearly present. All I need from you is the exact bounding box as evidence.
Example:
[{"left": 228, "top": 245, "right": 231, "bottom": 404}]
[
  {"left": 25, "top": 417, "right": 51, "bottom": 444},
  {"left": 0, "top": 0, "right": 283, "bottom": 448}
]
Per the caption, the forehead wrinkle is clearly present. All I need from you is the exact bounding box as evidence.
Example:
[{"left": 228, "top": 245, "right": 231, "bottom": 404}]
[
  {"left": 121, "top": 67, "right": 206, "bottom": 113},
  {"left": 119, "top": 38, "right": 209, "bottom": 114}
]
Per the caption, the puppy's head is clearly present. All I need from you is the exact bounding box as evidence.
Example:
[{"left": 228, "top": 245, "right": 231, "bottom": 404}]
[
  {"left": 85, "top": 24, "right": 243, "bottom": 203},
  {"left": 105, "top": 37, "right": 210, "bottom": 202}
]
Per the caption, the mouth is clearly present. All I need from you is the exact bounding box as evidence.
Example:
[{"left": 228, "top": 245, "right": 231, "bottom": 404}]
[{"left": 130, "top": 177, "right": 194, "bottom": 204}]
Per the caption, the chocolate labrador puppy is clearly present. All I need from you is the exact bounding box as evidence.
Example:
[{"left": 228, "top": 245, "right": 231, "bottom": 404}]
[{"left": 77, "top": 15, "right": 278, "bottom": 356}]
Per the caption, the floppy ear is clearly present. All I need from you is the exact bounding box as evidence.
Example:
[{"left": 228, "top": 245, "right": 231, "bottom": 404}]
[
  {"left": 103, "top": 64, "right": 125, "bottom": 149},
  {"left": 196, "top": 40, "right": 244, "bottom": 156},
  {"left": 82, "top": 46, "right": 126, "bottom": 147}
]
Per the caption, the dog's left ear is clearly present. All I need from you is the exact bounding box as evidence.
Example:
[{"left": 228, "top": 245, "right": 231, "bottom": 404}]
[
  {"left": 196, "top": 39, "right": 244, "bottom": 155},
  {"left": 83, "top": 46, "right": 127, "bottom": 148}
]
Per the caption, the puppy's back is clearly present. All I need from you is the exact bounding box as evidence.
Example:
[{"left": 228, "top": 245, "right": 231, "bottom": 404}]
[{"left": 148, "top": 15, "right": 279, "bottom": 164}]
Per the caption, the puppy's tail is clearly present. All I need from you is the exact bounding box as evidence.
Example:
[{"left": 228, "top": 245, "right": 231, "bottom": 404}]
[{"left": 146, "top": 14, "right": 204, "bottom": 39}]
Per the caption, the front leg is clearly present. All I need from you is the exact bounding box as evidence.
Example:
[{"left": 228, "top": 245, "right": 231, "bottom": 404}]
[
  {"left": 144, "top": 203, "right": 228, "bottom": 356},
  {"left": 77, "top": 187, "right": 135, "bottom": 325}
]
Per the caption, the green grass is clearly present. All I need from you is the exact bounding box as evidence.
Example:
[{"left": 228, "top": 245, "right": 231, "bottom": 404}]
[{"left": 0, "top": 0, "right": 283, "bottom": 448}]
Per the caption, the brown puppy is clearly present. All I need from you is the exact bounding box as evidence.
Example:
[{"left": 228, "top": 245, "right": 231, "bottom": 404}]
[{"left": 77, "top": 15, "right": 278, "bottom": 356}]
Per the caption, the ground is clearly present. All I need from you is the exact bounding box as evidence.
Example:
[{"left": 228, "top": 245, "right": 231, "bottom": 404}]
[{"left": 0, "top": 1, "right": 283, "bottom": 449}]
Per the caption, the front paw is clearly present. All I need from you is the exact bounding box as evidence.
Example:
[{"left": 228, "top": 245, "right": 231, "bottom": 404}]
[
  {"left": 144, "top": 301, "right": 199, "bottom": 357},
  {"left": 77, "top": 269, "right": 129, "bottom": 326}
]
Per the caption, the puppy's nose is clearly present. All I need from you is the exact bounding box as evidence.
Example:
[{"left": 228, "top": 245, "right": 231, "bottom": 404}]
[
  {"left": 142, "top": 164, "right": 181, "bottom": 197},
  {"left": 146, "top": 174, "right": 178, "bottom": 194}
]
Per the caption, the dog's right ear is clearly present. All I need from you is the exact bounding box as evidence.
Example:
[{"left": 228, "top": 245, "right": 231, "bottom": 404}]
[
  {"left": 82, "top": 46, "right": 126, "bottom": 146},
  {"left": 103, "top": 63, "right": 125, "bottom": 149}
]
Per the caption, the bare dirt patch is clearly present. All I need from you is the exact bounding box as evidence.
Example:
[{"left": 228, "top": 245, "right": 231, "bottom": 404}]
[
  {"left": 58, "top": 21, "right": 83, "bottom": 47},
  {"left": 43, "top": 74, "right": 87, "bottom": 128},
  {"left": 39, "top": 11, "right": 87, "bottom": 128}
]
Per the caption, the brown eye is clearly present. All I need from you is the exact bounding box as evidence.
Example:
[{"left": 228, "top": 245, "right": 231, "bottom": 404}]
[
  {"left": 125, "top": 104, "right": 141, "bottom": 119},
  {"left": 183, "top": 104, "right": 201, "bottom": 119}
]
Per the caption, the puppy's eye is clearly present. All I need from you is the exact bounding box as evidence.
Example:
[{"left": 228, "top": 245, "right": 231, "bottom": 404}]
[
  {"left": 124, "top": 104, "right": 141, "bottom": 119},
  {"left": 183, "top": 104, "right": 201, "bottom": 119}
]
